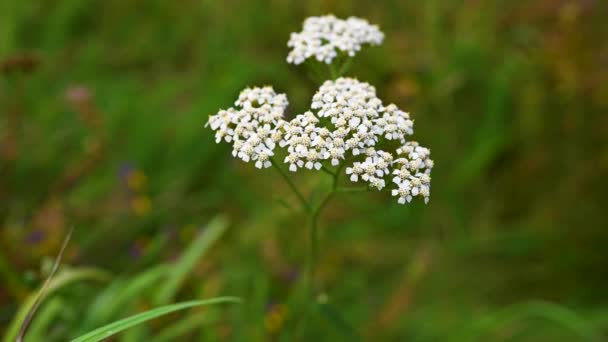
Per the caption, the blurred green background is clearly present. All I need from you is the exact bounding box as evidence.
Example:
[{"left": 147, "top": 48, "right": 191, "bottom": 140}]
[{"left": 1, "top": 0, "right": 608, "bottom": 340}]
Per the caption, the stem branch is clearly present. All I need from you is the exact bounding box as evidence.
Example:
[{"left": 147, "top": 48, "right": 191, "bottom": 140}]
[
  {"left": 320, "top": 164, "right": 336, "bottom": 177},
  {"left": 270, "top": 157, "right": 311, "bottom": 213},
  {"left": 307, "top": 161, "right": 347, "bottom": 293}
]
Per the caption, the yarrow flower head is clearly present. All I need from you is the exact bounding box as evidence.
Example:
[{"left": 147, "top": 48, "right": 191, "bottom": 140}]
[
  {"left": 207, "top": 15, "right": 434, "bottom": 205},
  {"left": 287, "top": 15, "right": 384, "bottom": 65},
  {"left": 390, "top": 142, "right": 433, "bottom": 204},
  {"left": 206, "top": 86, "right": 288, "bottom": 169},
  {"left": 279, "top": 77, "right": 433, "bottom": 204}
]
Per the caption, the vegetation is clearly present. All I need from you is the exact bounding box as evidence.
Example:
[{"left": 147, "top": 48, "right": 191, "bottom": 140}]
[{"left": 1, "top": 0, "right": 607, "bottom": 340}]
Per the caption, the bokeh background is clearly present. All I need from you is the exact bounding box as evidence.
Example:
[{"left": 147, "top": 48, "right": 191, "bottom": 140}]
[{"left": 1, "top": 0, "right": 608, "bottom": 340}]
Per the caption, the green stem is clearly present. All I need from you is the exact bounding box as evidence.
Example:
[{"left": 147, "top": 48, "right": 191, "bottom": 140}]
[
  {"left": 320, "top": 164, "right": 335, "bottom": 177},
  {"left": 307, "top": 161, "right": 345, "bottom": 294},
  {"left": 338, "top": 57, "right": 353, "bottom": 76},
  {"left": 328, "top": 63, "right": 339, "bottom": 80},
  {"left": 270, "top": 157, "right": 311, "bottom": 213},
  {"left": 308, "top": 190, "right": 333, "bottom": 294},
  {"left": 297, "top": 161, "right": 354, "bottom": 336},
  {"left": 334, "top": 162, "right": 346, "bottom": 187},
  {"left": 307, "top": 61, "right": 326, "bottom": 84}
]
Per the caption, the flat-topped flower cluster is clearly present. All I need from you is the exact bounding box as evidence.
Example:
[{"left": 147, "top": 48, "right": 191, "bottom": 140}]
[
  {"left": 287, "top": 15, "right": 384, "bottom": 65},
  {"left": 207, "top": 15, "right": 433, "bottom": 204},
  {"left": 207, "top": 87, "right": 288, "bottom": 169},
  {"left": 207, "top": 78, "right": 433, "bottom": 204}
]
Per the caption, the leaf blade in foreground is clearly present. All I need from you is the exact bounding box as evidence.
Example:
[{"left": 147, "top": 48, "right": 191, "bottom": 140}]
[{"left": 70, "top": 297, "right": 241, "bottom": 342}]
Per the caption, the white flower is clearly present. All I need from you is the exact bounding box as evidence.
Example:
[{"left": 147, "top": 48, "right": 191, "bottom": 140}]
[
  {"left": 348, "top": 148, "right": 394, "bottom": 189},
  {"left": 281, "top": 111, "right": 322, "bottom": 172},
  {"left": 287, "top": 15, "right": 384, "bottom": 65},
  {"left": 391, "top": 141, "right": 433, "bottom": 203},
  {"left": 391, "top": 182, "right": 413, "bottom": 204},
  {"left": 206, "top": 86, "right": 288, "bottom": 168},
  {"left": 374, "top": 104, "right": 414, "bottom": 143},
  {"left": 369, "top": 177, "right": 386, "bottom": 190},
  {"left": 345, "top": 162, "right": 363, "bottom": 182},
  {"left": 254, "top": 149, "right": 274, "bottom": 169},
  {"left": 282, "top": 78, "right": 383, "bottom": 169}
]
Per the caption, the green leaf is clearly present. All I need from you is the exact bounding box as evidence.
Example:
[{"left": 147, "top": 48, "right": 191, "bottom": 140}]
[
  {"left": 154, "top": 216, "right": 229, "bottom": 305},
  {"left": 3, "top": 268, "right": 111, "bottom": 342},
  {"left": 317, "top": 302, "right": 361, "bottom": 341},
  {"left": 151, "top": 311, "right": 218, "bottom": 342},
  {"left": 70, "top": 297, "right": 241, "bottom": 342},
  {"left": 81, "top": 265, "right": 169, "bottom": 333},
  {"left": 451, "top": 300, "right": 602, "bottom": 342},
  {"left": 24, "top": 297, "right": 64, "bottom": 342}
]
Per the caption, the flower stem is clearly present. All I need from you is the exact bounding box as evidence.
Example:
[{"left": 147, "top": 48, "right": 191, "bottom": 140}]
[
  {"left": 320, "top": 164, "right": 336, "bottom": 177},
  {"left": 308, "top": 190, "right": 334, "bottom": 294},
  {"left": 328, "top": 63, "right": 339, "bottom": 80},
  {"left": 307, "top": 162, "right": 345, "bottom": 294},
  {"left": 338, "top": 57, "right": 353, "bottom": 76},
  {"left": 270, "top": 157, "right": 311, "bottom": 213},
  {"left": 269, "top": 157, "right": 351, "bottom": 299}
]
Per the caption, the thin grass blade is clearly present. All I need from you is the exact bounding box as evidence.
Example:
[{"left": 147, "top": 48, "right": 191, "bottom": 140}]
[
  {"left": 70, "top": 297, "right": 241, "bottom": 342},
  {"left": 154, "top": 216, "right": 229, "bottom": 305}
]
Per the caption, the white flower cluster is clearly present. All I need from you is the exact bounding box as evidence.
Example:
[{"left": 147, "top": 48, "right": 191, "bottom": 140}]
[
  {"left": 287, "top": 15, "right": 384, "bottom": 65},
  {"left": 208, "top": 15, "right": 433, "bottom": 204},
  {"left": 206, "top": 86, "right": 288, "bottom": 169},
  {"left": 391, "top": 142, "right": 433, "bottom": 204},
  {"left": 345, "top": 149, "right": 393, "bottom": 191},
  {"left": 207, "top": 78, "right": 433, "bottom": 204},
  {"left": 280, "top": 78, "right": 380, "bottom": 172},
  {"left": 281, "top": 77, "right": 433, "bottom": 203}
]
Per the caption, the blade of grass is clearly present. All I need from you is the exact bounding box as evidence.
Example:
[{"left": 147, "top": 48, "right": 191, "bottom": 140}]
[
  {"left": 15, "top": 227, "right": 73, "bottom": 342},
  {"left": 4, "top": 267, "right": 111, "bottom": 342},
  {"left": 70, "top": 297, "right": 241, "bottom": 342},
  {"left": 317, "top": 302, "right": 361, "bottom": 341},
  {"left": 25, "top": 297, "right": 64, "bottom": 342},
  {"left": 151, "top": 311, "right": 219, "bottom": 342},
  {"left": 4, "top": 228, "right": 109, "bottom": 342},
  {"left": 154, "top": 216, "right": 229, "bottom": 305},
  {"left": 82, "top": 265, "right": 169, "bottom": 333},
  {"left": 452, "top": 300, "right": 602, "bottom": 342}
]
